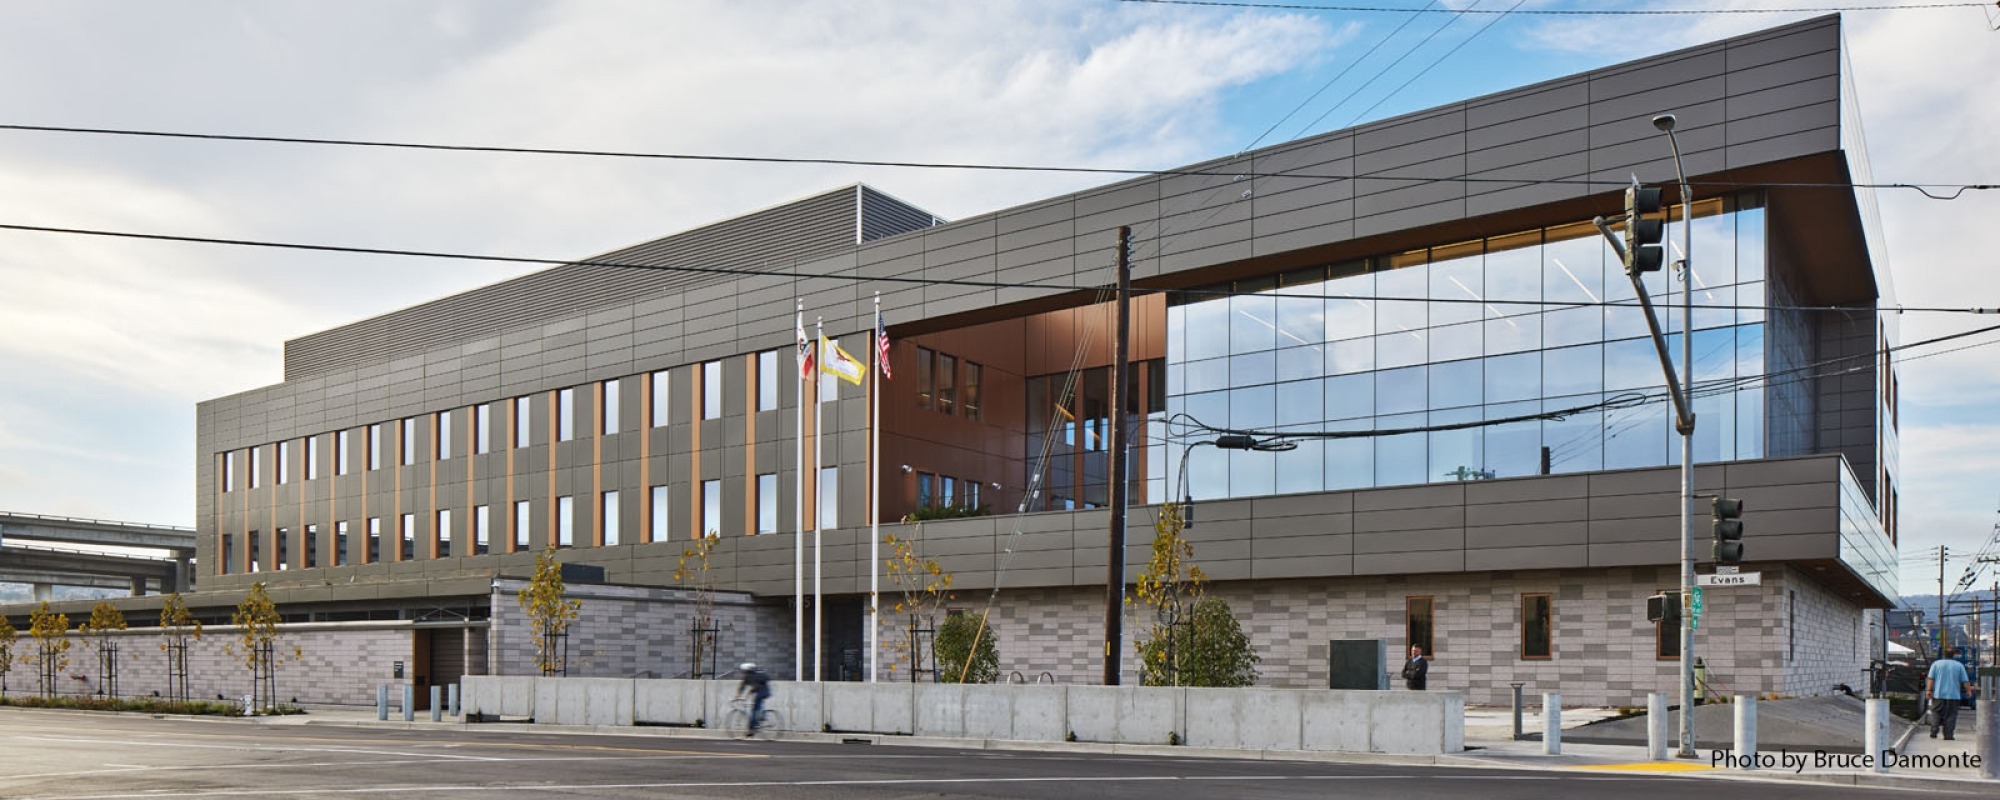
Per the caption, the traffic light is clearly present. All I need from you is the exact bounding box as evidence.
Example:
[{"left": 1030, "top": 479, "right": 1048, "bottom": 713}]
[
  {"left": 1622, "top": 181, "right": 1665, "bottom": 274},
  {"left": 1711, "top": 497, "right": 1745, "bottom": 564},
  {"left": 1647, "top": 591, "right": 1681, "bottom": 623}
]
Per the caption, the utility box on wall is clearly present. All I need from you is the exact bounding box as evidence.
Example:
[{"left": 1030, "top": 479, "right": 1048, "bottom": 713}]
[{"left": 1328, "top": 639, "right": 1388, "bottom": 690}]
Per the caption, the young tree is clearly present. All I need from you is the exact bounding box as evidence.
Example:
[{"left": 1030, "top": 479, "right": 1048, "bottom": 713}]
[
  {"left": 159, "top": 592, "right": 203, "bottom": 704},
  {"left": 1132, "top": 502, "right": 1258, "bottom": 686},
  {"left": 516, "top": 547, "right": 582, "bottom": 676},
  {"left": 26, "top": 602, "right": 71, "bottom": 698},
  {"left": 0, "top": 616, "right": 16, "bottom": 697},
  {"left": 78, "top": 602, "right": 128, "bottom": 697},
  {"left": 883, "top": 524, "right": 953, "bottom": 682},
  {"left": 673, "top": 531, "right": 722, "bottom": 678},
  {"left": 934, "top": 611, "right": 999, "bottom": 684},
  {"left": 226, "top": 583, "right": 295, "bottom": 711}
]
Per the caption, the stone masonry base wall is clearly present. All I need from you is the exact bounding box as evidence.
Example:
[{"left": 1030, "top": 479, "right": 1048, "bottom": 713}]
[{"left": 872, "top": 565, "right": 1872, "bottom": 706}]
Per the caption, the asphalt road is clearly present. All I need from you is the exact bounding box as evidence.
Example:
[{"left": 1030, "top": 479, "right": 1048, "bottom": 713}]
[{"left": 0, "top": 708, "right": 1977, "bottom": 800}]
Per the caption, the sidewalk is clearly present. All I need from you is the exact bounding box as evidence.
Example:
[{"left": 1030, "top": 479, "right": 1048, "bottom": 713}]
[
  {"left": 294, "top": 700, "right": 1992, "bottom": 789},
  {"left": 1454, "top": 702, "right": 1991, "bottom": 790}
]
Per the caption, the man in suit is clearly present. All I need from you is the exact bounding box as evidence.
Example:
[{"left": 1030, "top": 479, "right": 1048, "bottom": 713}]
[{"left": 1402, "top": 644, "right": 1429, "bottom": 690}]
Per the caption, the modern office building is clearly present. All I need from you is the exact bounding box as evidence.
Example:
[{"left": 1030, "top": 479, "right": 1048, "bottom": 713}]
[{"left": 25, "top": 15, "right": 1891, "bottom": 707}]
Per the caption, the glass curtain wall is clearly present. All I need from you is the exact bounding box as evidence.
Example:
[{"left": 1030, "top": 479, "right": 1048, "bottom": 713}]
[{"left": 1165, "top": 196, "right": 1769, "bottom": 500}]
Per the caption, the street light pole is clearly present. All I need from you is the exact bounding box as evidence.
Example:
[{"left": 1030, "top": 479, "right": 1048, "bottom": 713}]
[{"left": 1655, "top": 112, "right": 1698, "bottom": 759}]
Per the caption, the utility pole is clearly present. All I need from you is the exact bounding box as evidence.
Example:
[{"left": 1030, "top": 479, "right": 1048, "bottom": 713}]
[
  {"left": 1103, "top": 225, "right": 1132, "bottom": 686},
  {"left": 1939, "top": 546, "right": 1949, "bottom": 654}
]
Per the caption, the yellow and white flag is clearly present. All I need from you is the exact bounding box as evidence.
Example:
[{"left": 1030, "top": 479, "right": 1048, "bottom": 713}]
[{"left": 821, "top": 336, "right": 867, "bottom": 385}]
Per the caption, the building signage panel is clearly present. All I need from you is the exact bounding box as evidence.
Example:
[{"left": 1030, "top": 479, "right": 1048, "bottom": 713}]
[{"left": 1696, "top": 572, "right": 1762, "bottom": 587}]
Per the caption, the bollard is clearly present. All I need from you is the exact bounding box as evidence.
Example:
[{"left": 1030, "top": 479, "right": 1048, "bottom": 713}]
[
  {"left": 1733, "top": 695, "right": 1757, "bottom": 769},
  {"left": 449, "top": 684, "right": 460, "bottom": 718},
  {"left": 1979, "top": 673, "right": 1998, "bottom": 781},
  {"left": 1543, "top": 692, "right": 1562, "bottom": 755},
  {"left": 430, "top": 686, "right": 443, "bottom": 722},
  {"left": 1863, "top": 698, "right": 1889, "bottom": 774},
  {"left": 403, "top": 685, "right": 415, "bottom": 722},
  {"left": 1647, "top": 692, "right": 1669, "bottom": 761},
  {"left": 377, "top": 685, "right": 389, "bottom": 721},
  {"left": 1510, "top": 683, "right": 1527, "bottom": 741}
]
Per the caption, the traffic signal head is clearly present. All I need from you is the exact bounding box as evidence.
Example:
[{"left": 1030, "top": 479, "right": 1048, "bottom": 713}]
[
  {"left": 1623, "top": 183, "right": 1665, "bottom": 274},
  {"left": 1711, "top": 497, "right": 1745, "bottom": 564},
  {"left": 1647, "top": 592, "right": 1680, "bottom": 623}
]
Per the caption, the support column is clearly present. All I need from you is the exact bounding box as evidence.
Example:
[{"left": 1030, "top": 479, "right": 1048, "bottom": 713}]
[
  {"left": 1543, "top": 693, "right": 1562, "bottom": 755},
  {"left": 1863, "top": 698, "right": 1889, "bottom": 774},
  {"left": 32, "top": 583, "right": 50, "bottom": 602},
  {"left": 1733, "top": 695, "right": 1758, "bottom": 769},
  {"left": 1647, "top": 692, "right": 1669, "bottom": 761}
]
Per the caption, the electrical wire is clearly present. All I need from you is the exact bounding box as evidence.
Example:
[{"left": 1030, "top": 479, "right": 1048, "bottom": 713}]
[
  {"left": 1241, "top": 0, "right": 1440, "bottom": 151},
  {"left": 1, "top": 124, "right": 1991, "bottom": 197},
  {"left": 1120, "top": 0, "right": 1995, "bottom": 15},
  {"left": 1335, "top": 0, "right": 1529, "bottom": 131},
  {"left": 1291, "top": 0, "right": 1476, "bottom": 137}
]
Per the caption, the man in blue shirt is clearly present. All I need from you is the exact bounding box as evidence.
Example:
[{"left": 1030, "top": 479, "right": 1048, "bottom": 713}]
[
  {"left": 736, "top": 662, "right": 773, "bottom": 738},
  {"left": 1925, "top": 647, "right": 1973, "bottom": 740}
]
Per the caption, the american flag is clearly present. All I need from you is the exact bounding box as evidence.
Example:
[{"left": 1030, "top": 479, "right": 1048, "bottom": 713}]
[{"left": 876, "top": 311, "right": 892, "bottom": 380}]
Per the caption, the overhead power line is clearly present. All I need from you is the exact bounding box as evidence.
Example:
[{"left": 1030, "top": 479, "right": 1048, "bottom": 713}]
[
  {"left": 6, "top": 220, "right": 2000, "bottom": 316},
  {"left": 1119, "top": 0, "right": 1996, "bottom": 15},
  {"left": 0, "top": 124, "right": 1992, "bottom": 198}
]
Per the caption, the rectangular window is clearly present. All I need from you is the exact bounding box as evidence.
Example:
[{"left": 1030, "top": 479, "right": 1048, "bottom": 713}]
[
  {"left": 937, "top": 354, "right": 957, "bottom": 414},
  {"left": 756, "top": 473, "right": 778, "bottom": 533},
  {"left": 650, "top": 485, "right": 670, "bottom": 542},
  {"left": 651, "top": 371, "right": 670, "bottom": 427},
  {"left": 437, "top": 409, "right": 453, "bottom": 460},
  {"left": 513, "top": 500, "right": 531, "bottom": 551},
  {"left": 602, "top": 490, "right": 621, "bottom": 546},
  {"left": 337, "top": 430, "right": 350, "bottom": 475},
  {"left": 278, "top": 441, "right": 291, "bottom": 485},
  {"left": 702, "top": 479, "right": 722, "bottom": 536},
  {"left": 602, "top": 379, "right": 621, "bottom": 435},
  {"left": 335, "top": 521, "right": 349, "bottom": 567},
  {"left": 758, "top": 350, "right": 779, "bottom": 411},
  {"left": 368, "top": 424, "right": 382, "bottom": 470},
  {"left": 1656, "top": 590, "right": 1680, "bottom": 659},
  {"left": 557, "top": 496, "right": 574, "bottom": 547},
  {"left": 702, "top": 361, "right": 723, "bottom": 419},
  {"left": 1406, "top": 596, "right": 1434, "bottom": 657},
  {"left": 942, "top": 476, "right": 957, "bottom": 508},
  {"left": 305, "top": 436, "right": 320, "bottom": 480},
  {"left": 558, "top": 388, "right": 576, "bottom": 441},
  {"left": 248, "top": 530, "right": 261, "bottom": 573},
  {"left": 514, "top": 396, "right": 532, "bottom": 447},
  {"left": 220, "top": 533, "right": 233, "bottom": 575},
  {"left": 475, "top": 403, "right": 492, "bottom": 454},
  {"left": 399, "top": 513, "right": 415, "bottom": 561},
  {"left": 275, "top": 528, "right": 289, "bottom": 570},
  {"left": 963, "top": 479, "right": 982, "bottom": 511},
  {"left": 1522, "top": 594, "right": 1553, "bottom": 659},
  {"left": 963, "top": 362, "right": 983, "bottom": 421},
  {"left": 223, "top": 452, "right": 236, "bottom": 492},
  {"left": 401, "top": 418, "right": 417, "bottom": 465},
  {"left": 916, "top": 347, "right": 934, "bottom": 409},
  {"left": 437, "top": 508, "right": 453, "bottom": 558},
  {"left": 304, "top": 524, "right": 318, "bottom": 568},
  {"left": 251, "top": 446, "right": 263, "bottom": 489},
  {"left": 918, "top": 471, "right": 934, "bottom": 508},
  {"left": 367, "top": 518, "right": 381, "bottom": 563},
  {"left": 820, "top": 467, "right": 838, "bottom": 528},
  {"left": 474, "top": 505, "right": 490, "bottom": 556}
]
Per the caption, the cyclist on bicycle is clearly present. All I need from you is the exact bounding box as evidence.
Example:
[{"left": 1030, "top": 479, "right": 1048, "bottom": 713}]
[{"left": 736, "top": 662, "right": 772, "bottom": 738}]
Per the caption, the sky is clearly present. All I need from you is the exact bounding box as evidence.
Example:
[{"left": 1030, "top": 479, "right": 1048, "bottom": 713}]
[{"left": 1, "top": 1, "right": 1996, "bottom": 597}]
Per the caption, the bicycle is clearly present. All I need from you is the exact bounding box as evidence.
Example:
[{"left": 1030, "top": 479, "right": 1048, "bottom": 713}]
[{"left": 723, "top": 697, "right": 783, "bottom": 740}]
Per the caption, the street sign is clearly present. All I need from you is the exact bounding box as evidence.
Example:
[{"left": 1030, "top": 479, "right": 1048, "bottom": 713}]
[
  {"left": 1690, "top": 586, "right": 1704, "bottom": 630},
  {"left": 1715, "top": 565, "right": 1739, "bottom": 575},
  {"left": 1697, "top": 572, "right": 1762, "bottom": 587}
]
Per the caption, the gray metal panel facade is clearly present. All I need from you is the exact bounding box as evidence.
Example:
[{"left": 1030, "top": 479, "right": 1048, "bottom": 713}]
[{"left": 197, "top": 17, "right": 1873, "bottom": 599}]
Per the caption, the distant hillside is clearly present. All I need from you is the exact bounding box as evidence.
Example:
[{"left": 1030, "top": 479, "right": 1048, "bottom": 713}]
[{"left": 0, "top": 583, "right": 125, "bottom": 605}]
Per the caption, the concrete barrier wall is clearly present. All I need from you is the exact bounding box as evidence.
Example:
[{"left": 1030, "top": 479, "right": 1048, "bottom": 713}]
[{"left": 459, "top": 676, "right": 1463, "bottom": 755}]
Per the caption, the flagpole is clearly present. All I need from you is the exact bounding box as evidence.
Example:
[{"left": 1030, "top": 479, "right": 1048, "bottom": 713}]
[
  {"left": 869, "top": 293, "right": 882, "bottom": 683},
  {"left": 813, "top": 316, "right": 825, "bottom": 683},
  {"left": 794, "top": 302, "right": 805, "bottom": 682}
]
